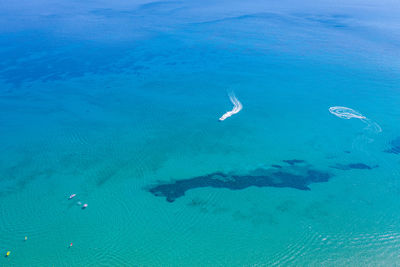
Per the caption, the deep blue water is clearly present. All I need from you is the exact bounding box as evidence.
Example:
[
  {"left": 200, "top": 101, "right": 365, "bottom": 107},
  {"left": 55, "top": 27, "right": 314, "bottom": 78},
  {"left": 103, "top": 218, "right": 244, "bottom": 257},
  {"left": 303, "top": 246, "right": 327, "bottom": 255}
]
[{"left": 1, "top": 0, "right": 400, "bottom": 265}]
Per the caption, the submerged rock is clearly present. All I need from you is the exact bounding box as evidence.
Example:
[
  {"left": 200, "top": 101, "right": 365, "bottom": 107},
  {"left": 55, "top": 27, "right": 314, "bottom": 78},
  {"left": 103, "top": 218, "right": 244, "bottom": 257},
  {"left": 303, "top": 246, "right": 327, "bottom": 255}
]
[
  {"left": 282, "top": 159, "right": 305, "bottom": 166},
  {"left": 330, "top": 163, "right": 377, "bottom": 170}
]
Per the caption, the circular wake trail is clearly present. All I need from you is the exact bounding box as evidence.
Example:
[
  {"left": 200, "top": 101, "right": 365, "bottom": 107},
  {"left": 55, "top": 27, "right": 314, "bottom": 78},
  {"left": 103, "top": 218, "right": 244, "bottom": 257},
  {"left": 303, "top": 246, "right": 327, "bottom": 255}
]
[
  {"left": 329, "top": 106, "right": 382, "bottom": 133},
  {"left": 219, "top": 93, "right": 242, "bottom": 121},
  {"left": 329, "top": 106, "right": 382, "bottom": 154}
]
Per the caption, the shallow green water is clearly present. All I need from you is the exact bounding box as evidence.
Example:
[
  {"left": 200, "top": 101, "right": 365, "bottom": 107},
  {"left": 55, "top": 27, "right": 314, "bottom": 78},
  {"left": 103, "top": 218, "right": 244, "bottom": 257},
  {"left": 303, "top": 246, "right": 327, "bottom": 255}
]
[{"left": 1, "top": 0, "right": 400, "bottom": 265}]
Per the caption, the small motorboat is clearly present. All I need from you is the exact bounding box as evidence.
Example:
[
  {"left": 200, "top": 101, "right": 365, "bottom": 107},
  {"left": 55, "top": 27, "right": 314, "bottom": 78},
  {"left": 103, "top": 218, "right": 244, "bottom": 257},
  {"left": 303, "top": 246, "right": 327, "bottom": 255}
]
[
  {"left": 69, "top": 194, "right": 76, "bottom": 199},
  {"left": 82, "top": 203, "right": 88, "bottom": 209}
]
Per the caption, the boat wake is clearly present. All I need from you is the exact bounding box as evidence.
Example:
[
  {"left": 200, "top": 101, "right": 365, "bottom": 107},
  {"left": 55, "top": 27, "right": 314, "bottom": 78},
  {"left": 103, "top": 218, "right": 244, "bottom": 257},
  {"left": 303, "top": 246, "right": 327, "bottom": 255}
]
[
  {"left": 219, "top": 93, "right": 242, "bottom": 121},
  {"left": 329, "top": 106, "right": 382, "bottom": 154},
  {"left": 329, "top": 106, "right": 382, "bottom": 133}
]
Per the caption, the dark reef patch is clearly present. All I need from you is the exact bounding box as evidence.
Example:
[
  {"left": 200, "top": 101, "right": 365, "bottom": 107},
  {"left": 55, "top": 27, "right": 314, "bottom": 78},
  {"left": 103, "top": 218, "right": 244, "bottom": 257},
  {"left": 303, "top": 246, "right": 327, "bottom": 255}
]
[
  {"left": 282, "top": 159, "right": 305, "bottom": 166},
  {"left": 148, "top": 164, "right": 332, "bottom": 202},
  {"left": 330, "top": 163, "right": 377, "bottom": 170},
  {"left": 271, "top": 164, "right": 282, "bottom": 169},
  {"left": 384, "top": 137, "right": 400, "bottom": 154}
]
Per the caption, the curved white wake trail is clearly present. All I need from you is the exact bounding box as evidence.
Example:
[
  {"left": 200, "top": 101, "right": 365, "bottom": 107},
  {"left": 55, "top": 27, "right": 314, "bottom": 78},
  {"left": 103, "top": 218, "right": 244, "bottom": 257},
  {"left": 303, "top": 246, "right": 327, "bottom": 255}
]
[
  {"left": 329, "top": 106, "right": 382, "bottom": 154},
  {"left": 219, "top": 93, "right": 242, "bottom": 121},
  {"left": 329, "top": 106, "right": 382, "bottom": 133},
  {"left": 329, "top": 106, "right": 366, "bottom": 120},
  {"left": 361, "top": 119, "right": 382, "bottom": 133}
]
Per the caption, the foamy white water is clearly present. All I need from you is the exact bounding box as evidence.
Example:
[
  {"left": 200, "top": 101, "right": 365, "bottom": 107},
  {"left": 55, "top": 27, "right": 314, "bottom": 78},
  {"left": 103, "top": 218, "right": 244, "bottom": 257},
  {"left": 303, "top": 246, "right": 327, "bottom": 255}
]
[
  {"left": 329, "top": 106, "right": 382, "bottom": 133},
  {"left": 329, "top": 106, "right": 366, "bottom": 120},
  {"left": 219, "top": 93, "right": 242, "bottom": 121}
]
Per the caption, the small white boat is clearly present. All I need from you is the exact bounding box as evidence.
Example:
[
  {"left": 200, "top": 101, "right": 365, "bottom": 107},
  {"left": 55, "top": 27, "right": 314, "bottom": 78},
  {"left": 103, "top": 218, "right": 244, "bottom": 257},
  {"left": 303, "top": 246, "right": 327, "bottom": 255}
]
[{"left": 69, "top": 194, "right": 76, "bottom": 199}]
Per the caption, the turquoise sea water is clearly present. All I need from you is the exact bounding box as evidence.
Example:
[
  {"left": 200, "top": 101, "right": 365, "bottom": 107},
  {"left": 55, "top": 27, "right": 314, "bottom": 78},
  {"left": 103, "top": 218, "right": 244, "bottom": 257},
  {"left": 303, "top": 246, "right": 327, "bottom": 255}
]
[{"left": 1, "top": 0, "right": 400, "bottom": 265}]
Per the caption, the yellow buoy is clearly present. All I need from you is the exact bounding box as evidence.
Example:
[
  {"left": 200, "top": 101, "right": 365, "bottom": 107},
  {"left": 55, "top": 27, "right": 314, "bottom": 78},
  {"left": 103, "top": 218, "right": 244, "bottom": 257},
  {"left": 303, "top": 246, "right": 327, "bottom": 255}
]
[{"left": 6, "top": 251, "right": 10, "bottom": 257}]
